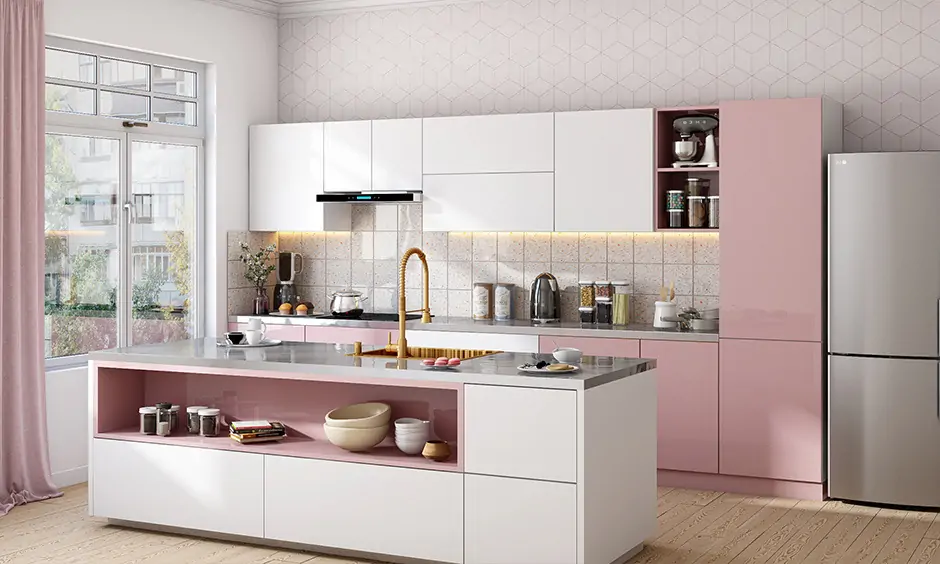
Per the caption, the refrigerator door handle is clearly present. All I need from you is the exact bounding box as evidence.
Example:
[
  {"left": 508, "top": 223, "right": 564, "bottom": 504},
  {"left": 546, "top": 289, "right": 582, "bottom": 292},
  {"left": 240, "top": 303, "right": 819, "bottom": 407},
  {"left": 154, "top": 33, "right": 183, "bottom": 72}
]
[{"left": 937, "top": 299, "right": 939, "bottom": 419}]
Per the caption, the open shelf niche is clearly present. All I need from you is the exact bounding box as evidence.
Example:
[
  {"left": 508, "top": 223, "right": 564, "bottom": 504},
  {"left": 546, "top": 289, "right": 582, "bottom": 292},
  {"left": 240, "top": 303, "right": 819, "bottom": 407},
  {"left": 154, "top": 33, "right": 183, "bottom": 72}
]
[
  {"left": 94, "top": 365, "right": 462, "bottom": 472},
  {"left": 654, "top": 106, "right": 721, "bottom": 233}
]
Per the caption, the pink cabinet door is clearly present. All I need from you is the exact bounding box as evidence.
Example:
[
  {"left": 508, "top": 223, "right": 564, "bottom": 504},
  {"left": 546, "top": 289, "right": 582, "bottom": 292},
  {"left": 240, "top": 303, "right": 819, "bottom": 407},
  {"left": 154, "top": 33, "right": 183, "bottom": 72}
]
[
  {"left": 538, "top": 336, "right": 639, "bottom": 358},
  {"left": 641, "top": 340, "right": 718, "bottom": 474},
  {"left": 230, "top": 323, "right": 306, "bottom": 342},
  {"left": 719, "top": 338, "right": 823, "bottom": 483},
  {"left": 719, "top": 98, "right": 823, "bottom": 342}
]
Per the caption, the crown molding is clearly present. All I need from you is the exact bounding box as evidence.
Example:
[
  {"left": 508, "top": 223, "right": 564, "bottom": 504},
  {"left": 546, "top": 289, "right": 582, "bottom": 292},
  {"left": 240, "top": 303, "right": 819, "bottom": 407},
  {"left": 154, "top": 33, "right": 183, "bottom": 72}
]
[{"left": 198, "top": 0, "right": 280, "bottom": 18}]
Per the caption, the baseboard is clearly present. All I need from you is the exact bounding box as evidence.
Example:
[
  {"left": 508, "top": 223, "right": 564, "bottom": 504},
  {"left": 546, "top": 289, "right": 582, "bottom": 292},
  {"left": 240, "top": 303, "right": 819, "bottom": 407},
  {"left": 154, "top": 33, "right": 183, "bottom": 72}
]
[
  {"left": 52, "top": 466, "right": 88, "bottom": 489},
  {"left": 658, "top": 469, "right": 825, "bottom": 501}
]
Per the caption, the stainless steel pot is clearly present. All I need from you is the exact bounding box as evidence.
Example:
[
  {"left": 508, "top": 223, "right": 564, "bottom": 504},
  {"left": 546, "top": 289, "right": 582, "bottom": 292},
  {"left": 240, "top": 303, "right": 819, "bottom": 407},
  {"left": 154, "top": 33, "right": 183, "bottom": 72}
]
[{"left": 329, "top": 290, "right": 369, "bottom": 318}]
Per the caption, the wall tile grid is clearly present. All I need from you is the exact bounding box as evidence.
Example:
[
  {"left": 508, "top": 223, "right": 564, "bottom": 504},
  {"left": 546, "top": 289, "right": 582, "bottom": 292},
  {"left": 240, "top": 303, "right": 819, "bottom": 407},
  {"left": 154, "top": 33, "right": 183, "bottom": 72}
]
[
  {"left": 228, "top": 206, "right": 719, "bottom": 323},
  {"left": 279, "top": 0, "right": 940, "bottom": 151}
]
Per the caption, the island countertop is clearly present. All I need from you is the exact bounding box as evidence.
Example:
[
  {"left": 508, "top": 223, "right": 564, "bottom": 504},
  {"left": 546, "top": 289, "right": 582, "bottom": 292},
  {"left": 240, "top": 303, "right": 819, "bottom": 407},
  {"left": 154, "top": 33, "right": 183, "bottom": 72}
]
[{"left": 90, "top": 338, "right": 656, "bottom": 391}]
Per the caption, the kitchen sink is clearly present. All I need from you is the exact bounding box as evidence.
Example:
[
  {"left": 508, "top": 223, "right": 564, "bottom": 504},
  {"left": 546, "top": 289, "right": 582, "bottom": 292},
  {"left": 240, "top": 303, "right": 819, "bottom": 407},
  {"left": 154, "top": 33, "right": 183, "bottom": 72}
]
[{"left": 354, "top": 346, "right": 501, "bottom": 361}]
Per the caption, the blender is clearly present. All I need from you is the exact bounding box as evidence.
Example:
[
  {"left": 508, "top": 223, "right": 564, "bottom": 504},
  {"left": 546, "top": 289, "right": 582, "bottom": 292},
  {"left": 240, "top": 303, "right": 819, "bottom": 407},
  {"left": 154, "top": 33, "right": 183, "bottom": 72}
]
[{"left": 672, "top": 114, "right": 719, "bottom": 168}]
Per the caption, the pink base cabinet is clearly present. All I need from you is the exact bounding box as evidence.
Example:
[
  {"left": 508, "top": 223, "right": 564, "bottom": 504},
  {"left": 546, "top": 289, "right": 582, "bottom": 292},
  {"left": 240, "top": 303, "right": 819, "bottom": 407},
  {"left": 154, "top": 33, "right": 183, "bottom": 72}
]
[
  {"left": 229, "top": 323, "right": 306, "bottom": 342},
  {"left": 640, "top": 340, "right": 718, "bottom": 474},
  {"left": 719, "top": 338, "right": 823, "bottom": 484}
]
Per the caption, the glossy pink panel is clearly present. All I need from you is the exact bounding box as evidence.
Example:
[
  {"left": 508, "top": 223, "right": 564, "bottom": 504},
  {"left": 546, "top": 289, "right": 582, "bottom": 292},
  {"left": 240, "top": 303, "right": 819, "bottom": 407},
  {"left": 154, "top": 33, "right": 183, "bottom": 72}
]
[
  {"left": 657, "top": 470, "right": 825, "bottom": 501},
  {"left": 641, "top": 340, "right": 718, "bottom": 474},
  {"left": 304, "top": 326, "right": 398, "bottom": 346},
  {"left": 719, "top": 98, "right": 823, "bottom": 342},
  {"left": 233, "top": 323, "right": 305, "bottom": 342},
  {"left": 719, "top": 338, "right": 823, "bottom": 483},
  {"left": 95, "top": 365, "right": 145, "bottom": 433},
  {"left": 538, "top": 336, "right": 639, "bottom": 357}
]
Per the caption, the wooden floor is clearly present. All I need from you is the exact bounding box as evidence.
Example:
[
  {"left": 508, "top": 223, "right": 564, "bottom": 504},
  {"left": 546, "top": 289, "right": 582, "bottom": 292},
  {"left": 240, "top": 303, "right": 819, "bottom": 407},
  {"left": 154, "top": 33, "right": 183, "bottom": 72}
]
[{"left": 3, "top": 484, "right": 940, "bottom": 563}]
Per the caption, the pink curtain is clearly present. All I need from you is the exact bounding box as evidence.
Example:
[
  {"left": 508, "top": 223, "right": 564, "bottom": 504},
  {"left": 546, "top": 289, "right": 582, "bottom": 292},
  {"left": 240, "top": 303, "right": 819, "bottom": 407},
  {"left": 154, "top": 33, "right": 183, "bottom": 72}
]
[{"left": 0, "top": 0, "right": 61, "bottom": 515}]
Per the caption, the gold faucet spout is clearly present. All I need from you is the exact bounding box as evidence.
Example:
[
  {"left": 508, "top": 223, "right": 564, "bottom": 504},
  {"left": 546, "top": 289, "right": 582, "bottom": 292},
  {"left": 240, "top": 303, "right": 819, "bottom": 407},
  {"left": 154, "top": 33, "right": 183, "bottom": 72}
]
[{"left": 398, "top": 247, "right": 432, "bottom": 358}]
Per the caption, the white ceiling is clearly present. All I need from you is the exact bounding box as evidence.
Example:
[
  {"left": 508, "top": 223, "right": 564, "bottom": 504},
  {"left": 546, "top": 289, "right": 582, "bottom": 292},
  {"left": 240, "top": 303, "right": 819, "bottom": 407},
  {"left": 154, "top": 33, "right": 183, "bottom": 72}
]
[{"left": 206, "top": 0, "right": 478, "bottom": 18}]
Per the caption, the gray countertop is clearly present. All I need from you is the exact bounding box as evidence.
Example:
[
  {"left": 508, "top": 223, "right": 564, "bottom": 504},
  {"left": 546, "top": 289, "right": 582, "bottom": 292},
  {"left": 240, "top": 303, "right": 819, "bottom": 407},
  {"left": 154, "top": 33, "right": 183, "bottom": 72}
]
[
  {"left": 90, "top": 339, "right": 656, "bottom": 391},
  {"left": 231, "top": 314, "right": 718, "bottom": 343}
]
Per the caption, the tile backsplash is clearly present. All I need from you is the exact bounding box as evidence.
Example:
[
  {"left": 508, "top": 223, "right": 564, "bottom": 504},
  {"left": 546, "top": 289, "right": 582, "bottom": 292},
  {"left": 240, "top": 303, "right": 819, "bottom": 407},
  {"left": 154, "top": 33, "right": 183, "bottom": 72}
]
[{"left": 228, "top": 204, "right": 719, "bottom": 323}]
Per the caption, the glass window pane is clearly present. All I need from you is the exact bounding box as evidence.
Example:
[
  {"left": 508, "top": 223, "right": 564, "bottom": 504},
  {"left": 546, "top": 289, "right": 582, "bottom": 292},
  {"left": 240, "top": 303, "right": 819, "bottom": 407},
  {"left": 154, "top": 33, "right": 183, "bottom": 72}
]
[
  {"left": 152, "top": 98, "right": 197, "bottom": 126},
  {"left": 100, "top": 91, "right": 149, "bottom": 120},
  {"left": 45, "top": 48, "right": 96, "bottom": 83},
  {"left": 99, "top": 57, "right": 150, "bottom": 91},
  {"left": 45, "top": 133, "right": 120, "bottom": 358},
  {"left": 152, "top": 66, "right": 196, "bottom": 97},
  {"left": 130, "top": 141, "right": 197, "bottom": 345},
  {"left": 45, "top": 83, "right": 96, "bottom": 115}
]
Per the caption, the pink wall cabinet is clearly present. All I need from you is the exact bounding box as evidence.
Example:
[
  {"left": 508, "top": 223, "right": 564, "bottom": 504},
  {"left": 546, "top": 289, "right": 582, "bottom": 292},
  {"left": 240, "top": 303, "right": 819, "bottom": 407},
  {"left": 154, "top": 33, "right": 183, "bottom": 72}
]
[
  {"left": 230, "top": 323, "right": 306, "bottom": 342},
  {"left": 718, "top": 98, "right": 842, "bottom": 342},
  {"left": 640, "top": 340, "right": 718, "bottom": 474},
  {"left": 719, "top": 338, "right": 823, "bottom": 483},
  {"left": 538, "top": 336, "right": 639, "bottom": 358}
]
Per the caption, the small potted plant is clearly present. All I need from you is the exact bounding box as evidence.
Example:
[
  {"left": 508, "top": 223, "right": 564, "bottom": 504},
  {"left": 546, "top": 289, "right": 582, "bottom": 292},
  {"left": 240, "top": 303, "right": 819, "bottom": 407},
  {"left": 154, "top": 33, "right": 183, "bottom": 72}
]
[{"left": 239, "top": 242, "right": 277, "bottom": 315}]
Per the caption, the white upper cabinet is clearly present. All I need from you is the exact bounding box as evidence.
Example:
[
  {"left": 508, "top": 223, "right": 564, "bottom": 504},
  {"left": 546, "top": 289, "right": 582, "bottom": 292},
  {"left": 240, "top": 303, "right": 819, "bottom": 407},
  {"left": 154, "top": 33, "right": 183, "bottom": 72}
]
[
  {"left": 423, "top": 173, "right": 554, "bottom": 232},
  {"left": 324, "top": 120, "right": 372, "bottom": 193},
  {"left": 554, "top": 108, "right": 654, "bottom": 232},
  {"left": 250, "top": 123, "right": 349, "bottom": 232},
  {"left": 372, "top": 118, "right": 422, "bottom": 192},
  {"left": 423, "top": 113, "right": 554, "bottom": 174}
]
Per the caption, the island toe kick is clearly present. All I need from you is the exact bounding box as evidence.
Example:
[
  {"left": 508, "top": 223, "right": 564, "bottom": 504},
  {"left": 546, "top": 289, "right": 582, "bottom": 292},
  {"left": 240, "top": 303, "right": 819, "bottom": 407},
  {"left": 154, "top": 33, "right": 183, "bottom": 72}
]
[{"left": 88, "top": 346, "right": 656, "bottom": 564}]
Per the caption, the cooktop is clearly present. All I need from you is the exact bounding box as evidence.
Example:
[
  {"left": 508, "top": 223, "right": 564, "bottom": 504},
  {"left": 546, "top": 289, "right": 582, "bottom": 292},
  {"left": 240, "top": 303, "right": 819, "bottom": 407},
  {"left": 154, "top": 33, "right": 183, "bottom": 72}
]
[{"left": 315, "top": 313, "right": 422, "bottom": 322}]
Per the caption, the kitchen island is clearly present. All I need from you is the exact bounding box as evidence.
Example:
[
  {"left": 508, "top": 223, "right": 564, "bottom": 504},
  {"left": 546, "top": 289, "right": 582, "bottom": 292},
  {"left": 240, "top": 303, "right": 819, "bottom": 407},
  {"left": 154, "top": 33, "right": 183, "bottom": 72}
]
[{"left": 88, "top": 339, "right": 657, "bottom": 564}]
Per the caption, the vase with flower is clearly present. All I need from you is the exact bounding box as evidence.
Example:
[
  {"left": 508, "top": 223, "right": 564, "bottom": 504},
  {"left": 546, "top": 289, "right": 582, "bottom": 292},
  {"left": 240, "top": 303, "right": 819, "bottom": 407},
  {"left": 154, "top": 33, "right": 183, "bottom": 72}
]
[{"left": 239, "top": 242, "right": 276, "bottom": 315}]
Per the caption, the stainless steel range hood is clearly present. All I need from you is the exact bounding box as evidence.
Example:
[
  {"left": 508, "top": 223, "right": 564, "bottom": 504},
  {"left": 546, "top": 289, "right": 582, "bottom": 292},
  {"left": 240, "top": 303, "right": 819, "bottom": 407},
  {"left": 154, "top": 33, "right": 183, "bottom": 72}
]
[{"left": 316, "top": 192, "right": 422, "bottom": 203}]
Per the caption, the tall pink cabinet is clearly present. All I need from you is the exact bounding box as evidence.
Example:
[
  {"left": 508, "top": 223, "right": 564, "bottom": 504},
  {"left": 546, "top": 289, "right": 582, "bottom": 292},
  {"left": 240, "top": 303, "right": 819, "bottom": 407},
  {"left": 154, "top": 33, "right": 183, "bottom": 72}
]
[{"left": 717, "top": 98, "right": 842, "bottom": 493}]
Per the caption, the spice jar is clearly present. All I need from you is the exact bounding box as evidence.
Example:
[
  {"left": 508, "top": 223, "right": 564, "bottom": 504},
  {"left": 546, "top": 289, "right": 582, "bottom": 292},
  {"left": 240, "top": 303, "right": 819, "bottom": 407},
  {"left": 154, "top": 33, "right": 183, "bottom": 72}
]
[
  {"left": 155, "top": 402, "right": 173, "bottom": 437},
  {"left": 595, "top": 281, "right": 612, "bottom": 300},
  {"left": 579, "top": 281, "right": 595, "bottom": 308},
  {"left": 199, "top": 408, "right": 221, "bottom": 437},
  {"left": 472, "top": 282, "right": 494, "bottom": 320},
  {"left": 170, "top": 405, "right": 180, "bottom": 433},
  {"left": 596, "top": 298, "right": 613, "bottom": 325},
  {"left": 688, "top": 196, "right": 708, "bottom": 228},
  {"left": 187, "top": 405, "right": 207, "bottom": 434},
  {"left": 139, "top": 407, "right": 157, "bottom": 435},
  {"left": 494, "top": 283, "right": 514, "bottom": 320},
  {"left": 708, "top": 196, "right": 720, "bottom": 228},
  {"left": 612, "top": 281, "right": 632, "bottom": 326}
]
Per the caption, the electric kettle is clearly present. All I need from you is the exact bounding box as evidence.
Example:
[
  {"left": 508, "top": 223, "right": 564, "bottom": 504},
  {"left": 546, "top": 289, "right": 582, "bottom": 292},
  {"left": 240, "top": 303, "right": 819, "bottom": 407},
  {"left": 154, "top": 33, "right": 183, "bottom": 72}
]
[{"left": 530, "top": 272, "right": 560, "bottom": 323}]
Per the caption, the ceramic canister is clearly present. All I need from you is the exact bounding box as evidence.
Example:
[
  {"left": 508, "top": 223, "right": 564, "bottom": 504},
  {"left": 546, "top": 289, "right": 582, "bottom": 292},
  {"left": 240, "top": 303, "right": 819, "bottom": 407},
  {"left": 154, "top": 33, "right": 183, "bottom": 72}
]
[{"left": 666, "top": 190, "right": 685, "bottom": 210}]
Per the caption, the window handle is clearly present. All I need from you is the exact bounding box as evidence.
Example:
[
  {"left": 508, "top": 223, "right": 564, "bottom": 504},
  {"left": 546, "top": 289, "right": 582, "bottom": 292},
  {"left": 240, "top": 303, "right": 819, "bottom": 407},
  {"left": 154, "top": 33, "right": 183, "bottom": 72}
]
[
  {"left": 122, "top": 121, "right": 148, "bottom": 128},
  {"left": 123, "top": 201, "right": 137, "bottom": 224}
]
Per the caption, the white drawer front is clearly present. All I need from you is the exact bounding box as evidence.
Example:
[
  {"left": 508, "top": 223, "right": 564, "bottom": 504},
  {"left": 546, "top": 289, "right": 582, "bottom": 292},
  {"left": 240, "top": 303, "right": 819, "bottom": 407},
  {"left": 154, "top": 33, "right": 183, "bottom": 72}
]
[
  {"left": 465, "top": 474, "right": 577, "bottom": 564},
  {"left": 264, "top": 455, "right": 464, "bottom": 563},
  {"left": 92, "top": 439, "right": 264, "bottom": 537},
  {"left": 464, "top": 385, "right": 577, "bottom": 482},
  {"left": 407, "top": 330, "right": 539, "bottom": 353}
]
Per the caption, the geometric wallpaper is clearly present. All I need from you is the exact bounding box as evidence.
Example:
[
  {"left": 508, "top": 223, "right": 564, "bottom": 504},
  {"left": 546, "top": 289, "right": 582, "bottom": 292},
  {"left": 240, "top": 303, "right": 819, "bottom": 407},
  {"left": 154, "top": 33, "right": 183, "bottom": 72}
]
[{"left": 278, "top": 0, "right": 940, "bottom": 151}]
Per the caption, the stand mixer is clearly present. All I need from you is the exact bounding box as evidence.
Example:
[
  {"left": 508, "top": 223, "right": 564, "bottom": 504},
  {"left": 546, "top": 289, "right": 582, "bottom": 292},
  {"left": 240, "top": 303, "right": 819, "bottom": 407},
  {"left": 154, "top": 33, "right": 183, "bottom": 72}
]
[{"left": 672, "top": 114, "right": 719, "bottom": 168}]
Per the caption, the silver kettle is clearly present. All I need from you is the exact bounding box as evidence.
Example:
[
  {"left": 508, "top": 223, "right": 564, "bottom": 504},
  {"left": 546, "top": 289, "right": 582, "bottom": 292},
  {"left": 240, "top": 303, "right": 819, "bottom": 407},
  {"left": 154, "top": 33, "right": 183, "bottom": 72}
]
[{"left": 530, "top": 272, "right": 560, "bottom": 323}]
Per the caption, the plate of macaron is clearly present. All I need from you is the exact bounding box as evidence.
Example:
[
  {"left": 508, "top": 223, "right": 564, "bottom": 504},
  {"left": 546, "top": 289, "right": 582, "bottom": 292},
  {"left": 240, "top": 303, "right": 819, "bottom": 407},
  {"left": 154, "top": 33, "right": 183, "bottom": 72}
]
[
  {"left": 421, "top": 357, "right": 463, "bottom": 370},
  {"left": 517, "top": 360, "right": 580, "bottom": 374}
]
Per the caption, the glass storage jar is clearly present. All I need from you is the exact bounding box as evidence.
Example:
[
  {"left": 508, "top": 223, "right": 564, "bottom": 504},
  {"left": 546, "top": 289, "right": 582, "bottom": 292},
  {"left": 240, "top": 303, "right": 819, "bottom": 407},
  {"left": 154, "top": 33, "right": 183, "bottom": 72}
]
[
  {"left": 685, "top": 177, "right": 710, "bottom": 197},
  {"left": 612, "top": 281, "right": 631, "bottom": 326},
  {"left": 494, "top": 283, "right": 514, "bottom": 320},
  {"left": 472, "top": 282, "right": 494, "bottom": 320},
  {"left": 199, "top": 408, "right": 221, "bottom": 437},
  {"left": 596, "top": 298, "right": 613, "bottom": 325},
  {"left": 708, "top": 195, "right": 720, "bottom": 228},
  {"left": 170, "top": 405, "right": 180, "bottom": 433},
  {"left": 688, "top": 196, "right": 708, "bottom": 228},
  {"left": 667, "top": 209, "right": 684, "bottom": 228},
  {"left": 579, "top": 306, "right": 596, "bottom": 324},
  {"left": 139, "top": 406, "right": 157, "bottom": 435},
  {"left": 579, "top": 281, "right": 595, "bottom": 307},
  {"left": 595, "top": 281, "right": 612, "bottom": 300},
  {"left": 187, "top": 405, "right": 207, "bottom": 434},
  {"left": 155, "top": 402, "right": 173, "bottom": 437}
]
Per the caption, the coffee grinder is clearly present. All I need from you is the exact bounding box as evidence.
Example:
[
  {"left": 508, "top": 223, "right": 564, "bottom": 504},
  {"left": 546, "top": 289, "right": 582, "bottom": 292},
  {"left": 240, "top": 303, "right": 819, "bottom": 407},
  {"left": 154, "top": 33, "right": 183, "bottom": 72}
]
[
  {"left": 672, "top": 114, "right": 719, "bottom": 168},
  {"left": 273, "top": 252, "right": 303, "bottom": 310}
]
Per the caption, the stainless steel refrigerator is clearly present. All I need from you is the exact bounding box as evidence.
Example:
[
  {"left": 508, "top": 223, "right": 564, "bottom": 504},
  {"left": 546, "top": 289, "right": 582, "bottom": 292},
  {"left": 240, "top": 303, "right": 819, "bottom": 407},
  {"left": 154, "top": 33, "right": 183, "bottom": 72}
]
[{"left": 829, "top": 151, "right": 940, "bottom": 507}]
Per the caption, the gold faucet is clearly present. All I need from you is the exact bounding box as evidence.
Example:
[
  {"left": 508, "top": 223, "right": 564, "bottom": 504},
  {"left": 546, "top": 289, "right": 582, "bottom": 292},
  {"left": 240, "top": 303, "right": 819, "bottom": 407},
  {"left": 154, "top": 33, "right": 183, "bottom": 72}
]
[{"left": 398, "top": 247, "right": 432, "bottom": 358}]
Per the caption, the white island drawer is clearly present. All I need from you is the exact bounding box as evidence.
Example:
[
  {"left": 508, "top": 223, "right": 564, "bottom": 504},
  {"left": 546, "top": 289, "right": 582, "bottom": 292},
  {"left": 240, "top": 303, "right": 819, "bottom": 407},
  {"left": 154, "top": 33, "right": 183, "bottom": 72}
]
[
  {"left": 92, "top": 439, "right": 264, "bottom": 537},
  {"left": 464, "top": 385, "right": 577, "bottom": 482},
  {"left": 264, "top": 456, "right": 464, "bottom": 563}
]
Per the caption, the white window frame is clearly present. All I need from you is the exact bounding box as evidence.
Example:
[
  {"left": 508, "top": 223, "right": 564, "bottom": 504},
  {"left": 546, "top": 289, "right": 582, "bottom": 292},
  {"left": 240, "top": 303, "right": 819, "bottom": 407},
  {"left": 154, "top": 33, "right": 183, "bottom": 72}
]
[{"left": 45, "top": 39, "right": 205, "bottom": 370}]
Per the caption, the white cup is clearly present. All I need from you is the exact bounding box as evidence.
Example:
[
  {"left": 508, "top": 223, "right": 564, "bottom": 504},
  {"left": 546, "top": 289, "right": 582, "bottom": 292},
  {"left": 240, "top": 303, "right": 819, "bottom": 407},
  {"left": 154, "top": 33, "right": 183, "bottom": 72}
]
[
  {"left": 247, "top": 318, "right": 267, "bottom": 336},
  {"left": 245, "top": 329, "right": 264, "bottom": 345}
]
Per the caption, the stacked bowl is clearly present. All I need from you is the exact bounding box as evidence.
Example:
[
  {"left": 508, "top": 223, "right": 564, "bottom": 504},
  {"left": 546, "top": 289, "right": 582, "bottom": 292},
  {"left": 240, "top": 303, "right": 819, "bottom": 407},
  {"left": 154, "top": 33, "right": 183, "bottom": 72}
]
[
  {"left": 394, "top": 418, "right": 431, "bottom": 455},
  {"left": 323, "top": 402, "right": 391, "bottom": 452}
]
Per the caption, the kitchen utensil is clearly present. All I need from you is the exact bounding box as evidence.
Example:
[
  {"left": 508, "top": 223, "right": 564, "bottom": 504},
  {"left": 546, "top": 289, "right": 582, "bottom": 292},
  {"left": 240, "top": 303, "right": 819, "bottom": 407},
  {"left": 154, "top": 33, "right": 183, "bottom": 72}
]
[
  {"left": 701, "top": 308, "right": 719, "bottom": 320},
  {"left": 247, "top": 318, "right": 267, "bottom": 334},
  {"left": 422, "top": 440, "right": 451, "bottom": 462},
  {"left": 669, "top": 281, "right": 675, "bottom": 301},
  {"left": 690, "top": 318, "right": 718, "bottom": 331},
  {"left": 530, "top": 272, "right": 560, "bottom": 323},
  {"left": 672, "top": 114, "right": 720, "bottom": 168},
  {"left": 517, "top": 363, "right": 580, "bottom": 374},
  {"left": 325, "top": 402, "right": 391, "bottom": 429},
  {"left": 552, "top": 348, "right": 583, "bottom": 363},
  {"left": 323, "top": 423, "right": 388, "bottom": 452},
  {"left": 329, "top": 290, "right": 369, "bottom": 318},
  {"left": 654, "top": 301, "right": 678, "bottom": 328},
  {"left": 216, "top": 338, "right": 282, "bottom": 348}
]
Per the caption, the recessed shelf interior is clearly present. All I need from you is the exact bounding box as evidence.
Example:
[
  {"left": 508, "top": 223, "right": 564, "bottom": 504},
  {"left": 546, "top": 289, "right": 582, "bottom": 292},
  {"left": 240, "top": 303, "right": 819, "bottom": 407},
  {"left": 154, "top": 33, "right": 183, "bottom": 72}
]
[{"left": 95, "top": 366, "right": 461, "bottom": 471}]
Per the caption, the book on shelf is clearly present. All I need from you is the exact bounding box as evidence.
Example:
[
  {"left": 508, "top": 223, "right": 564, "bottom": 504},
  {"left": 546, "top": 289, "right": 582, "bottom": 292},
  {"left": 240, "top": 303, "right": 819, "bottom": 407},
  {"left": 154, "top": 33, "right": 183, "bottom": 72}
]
[
  {"left": 231, "top": 428, "right": 287, "bottom": 439},
  {"left": 230, "top": 433, "right": 286, "bottom": 444},
  {"left": 230, "top": 420, "right": 285, "bottom": 433}
]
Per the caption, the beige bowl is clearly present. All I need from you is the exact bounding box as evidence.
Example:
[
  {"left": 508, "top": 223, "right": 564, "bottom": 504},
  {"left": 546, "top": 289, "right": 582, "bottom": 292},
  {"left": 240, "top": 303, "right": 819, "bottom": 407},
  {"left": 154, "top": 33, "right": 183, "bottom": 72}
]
[
  {"left": 323, "top": 423, "right": 388, "bottom": 452},
  {"left": 325, "top": 402, "right": 391, "bottom": 429}
]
